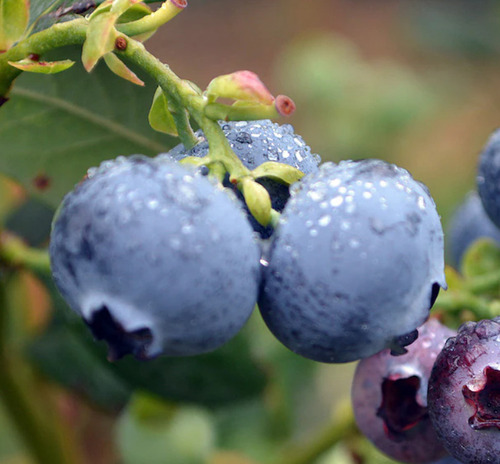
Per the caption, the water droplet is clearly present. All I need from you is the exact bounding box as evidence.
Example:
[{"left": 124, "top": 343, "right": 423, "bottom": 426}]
[
  {"left": 329, "top": 178, "right": 341, "bottom": 188},
  {"left": 268, "top": 150, "right": 278, "bottom": 161},
  {"left": 282, "top": 150, "right": 290, "bottom": 159},
  {"left": 260, "top": 258, "right": 269, "bottom": 267},
  {"left": 305, "top": 220, "right": 314, "bottom": 228},
  {"left": 330, "top": 196, "right": 343, "bottom": 207},
  {"left": 310, "top": 229, "right": 318, "bottom": 237},
  {"left": 380, "top": 180, "right": 388, "bottom": 188},
  {"left": 147, "top": 199, "right": 159, "bottom": 210},
  {"left": 349, "top": 238, "right": 360, "bottom": 248},
  {"left": 341, "top": 220, "right": 350, "bottom": 231},
  {"left": 418, "top": 196, "right": 426, "bottom": 210},
  {"left": 295, "top": 151, "right": 304, "bottom": 162},
  {"left": 308, "top": 190, "right": 324, "bottom": 202},
  {"left": 319, "top": 215, "right": 331, "bottom": 227},
  {"left": 363, "top": 191, "right": 372, "bottom": 199}
]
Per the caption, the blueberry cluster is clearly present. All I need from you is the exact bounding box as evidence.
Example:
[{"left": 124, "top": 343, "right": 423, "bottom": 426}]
[
  {"left": 350, "top": 130, "right": 500, "bottom": 464},
  {"left": 50, "top": 120, "right": 463, "bottom": 461}
]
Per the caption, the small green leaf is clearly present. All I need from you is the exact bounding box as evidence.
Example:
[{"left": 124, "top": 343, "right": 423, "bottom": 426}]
[
  {"left": 251, "top": 161, "right": 305, "bottom": 185},
  {"left": 117, "top": 395, "right": 215, "bottom": 464},
  {"left": 206, "top": 70, "right": 274, "bottom": 104},
  {"left": 8, "top": 58, "right": 75, "bottom": 74},
  {"left": 462, "top": 238, "right": 500, "bottom": 279},
  {"left": 82, "top": 12, "right": 118, "bottom": 71},
  {"left": 0, "top": 0, "right": 29, "bottom": 51},
  {"left": 148, "top": 86, "right": 178, "bottom": 136},
  {"left": 103, "top": 53, "right": 144, "bottom": 86},
  {"left": 241, "top": 178, "right": 272, "bottom": 226},
  {"left": 444, "top": 265, "right": 463, "bottom": 291}
]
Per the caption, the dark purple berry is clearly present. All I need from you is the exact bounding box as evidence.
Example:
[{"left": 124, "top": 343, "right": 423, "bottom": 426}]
[
  {"left": 428, "top": 317, "right": 500, "bottom": 464},
  {"left": 352, "top": 318, "right": 455, "bottom": 463}
]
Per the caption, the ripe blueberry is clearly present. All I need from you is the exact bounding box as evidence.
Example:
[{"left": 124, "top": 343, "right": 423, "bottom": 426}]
[
  {"left": 477, "top": 129, "right": 500, "bottom": 228},
  {"left": 162, "top": 120, "right": 321, "bottom": 238},
  {"left": 352, "top": 318, "right": 455, "bottom": 463},
  {"left": 50, "top": 155, "right": 261, "bottom": 360},
  {"left": 448, "top": 191, "right": 500, "bottom": 269},
  {"left": 258, "top": 160, "right": 446, "bottom": 363},
  {"left": 428, "top": 317, "right": 500, "bottom": 464}
]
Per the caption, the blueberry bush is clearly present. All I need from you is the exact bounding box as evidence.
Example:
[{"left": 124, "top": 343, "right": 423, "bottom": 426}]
[{"left": 0, "top": 2, "right": 500, "bottom": 464}]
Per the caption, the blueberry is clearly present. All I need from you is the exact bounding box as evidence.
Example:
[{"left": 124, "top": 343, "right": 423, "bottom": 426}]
[
  {"left": 352, "top": 318, "right": 455, "bottom": 463},
  {"left": 428, "top": 317, "right": 500, "bottom": 464},
  {"left": 258, "top": 160, "right": 446, "bottom": 363},
  {"left": 50, "top": 155, "right": 261, "bottom": 360},
  {"left": 477, "top": 129, "right": 500, "bottom": 228},
  {"left": 160, "top": 120, "right": 321, "bottom": 238},
  {"left": 448, "top": 191, "right": 500, "bottom": 269}
]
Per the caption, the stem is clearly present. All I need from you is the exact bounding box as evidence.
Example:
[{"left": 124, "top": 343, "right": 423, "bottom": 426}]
[
  {"left": 118, "top": 38, "right": 250, "bottom": 178},
  {"left": 204, "top": 102, "right": 281, "bottom": 121},
  {"left": 117, "top": 0, "right": 186, "bottom": 37},
  {"left": 0, "top": 232, "right": 51, "bottom": 274},
  {"left": 0, "top": 276, "right": 75, "bottom": 464},
  {"left": 0, "top": 18, "right": 88, "bottom": 96},
  {"left": 0, "top": 17, "right": 250, "bottom": 177},
  {"left": 278, "top": 407, "right": 357, "bottom": 464}
]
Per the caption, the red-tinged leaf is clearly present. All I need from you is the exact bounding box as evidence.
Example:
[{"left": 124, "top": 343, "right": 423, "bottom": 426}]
[
  {"left": 8, "top": 58, "right": 75, "bottom": 74},
  {"left": 0, "top": 0, "right": 29, "bottom": 51},
  {"left": 82, "top": 12, "right": 118, "bottom": 72},
  {"left": 206, "top": 70, "right": 274, "bottom": 105},
  {"left": 103, "top": 52, "right": 144, "bottom": 86},
  {"left": 148, "top": 86, "right": 178, "bottom": 136}
]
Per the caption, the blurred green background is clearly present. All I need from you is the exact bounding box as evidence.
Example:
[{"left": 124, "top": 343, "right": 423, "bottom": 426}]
[{"left": 2, "top": 1, "right": 500, "bottom": 463}]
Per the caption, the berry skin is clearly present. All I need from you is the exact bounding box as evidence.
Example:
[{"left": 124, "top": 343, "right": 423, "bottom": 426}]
[
  {"left": 351, "top": 318, "right": 455, "bottom": 463},
  {"left": 477, "top": 129, "right": 500, "bottom": 228},
  {"left": 428, "top": 317, "right": 500, "bottom": 464},
  {"left": 258, "top": 160, "right": 446, "bottom": 363},
  {"left": 161, "top": 119, "right": 321, "bottom": 238},
  {"left": 50, "top": 155, "right": 261, "bottom": 360},
  {"left": 448, "top": 191, "right": 500, "bottom": 268}
]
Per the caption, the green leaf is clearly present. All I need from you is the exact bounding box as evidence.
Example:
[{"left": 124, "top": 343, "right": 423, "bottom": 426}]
[
  {"left": 82, "top": 12, "right": 118, "bottom": 71},
  {"left": 117, "top": 395, "right": 215, "bottom": 464},
  {"left": 0, "top": 0, "right": 29, "bottom": 51},
  {"left": 103, "top": 53, "right": 144, "bottom": 86},
  {"left": 462, "top": 238, "right": 500, "bottom": 279},
  {"left": 0, "top": 46, "right": 176, "bottom": 209},
  {"left": 251, "top": 161, "right": 305, "bottom": 185},
  {"left": 8, "top": 58, "right": 75, "bottom": 74},
  {"left": 148, "top": 86, "right": 178, "bottom": 135},
  {"left": 241, "top": 178, "right": 272, "bottom": 226}
]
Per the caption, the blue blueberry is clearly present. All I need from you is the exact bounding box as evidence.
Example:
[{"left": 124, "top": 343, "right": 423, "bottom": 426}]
[
  {"left": 428, "top": 317, "right": 500, "bottom": 464},
  {"left": 477, "top": 129, "right": 500, "bottom": 228},
  {"left": 258, "top": 160, "right": 446, "bottom": 363},
  {"left": 352, "top": 318, "right": 455, "bottom": 463},
  {"left": 50, "top": 155, "right": 261, "bottom": 360},
  {"left": 448, "top": 191, "right": 500, "bottom": 269},
  {"left": 160, "top": 120, "right": 321, "bottom": 238}
]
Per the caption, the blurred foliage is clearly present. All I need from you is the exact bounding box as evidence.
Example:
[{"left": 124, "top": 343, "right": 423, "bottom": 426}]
[{"left": 275, "top": 34, "right": 441, "bottom": 163}]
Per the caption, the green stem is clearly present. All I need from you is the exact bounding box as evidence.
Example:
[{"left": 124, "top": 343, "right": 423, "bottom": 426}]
[
  {"left": 0, "top": 232, "right": 51, "bottom": 274},
  {"left": 0, "top": 15, "right": 250, "bottom": 176},
  {"left": 117, "top": 0, "right": 186, "bottom": 37},
  {"left": 118, "top": 38, "right": 250, "bottom": 178},
  {"left": 278, "top": 407, "right": 357, "bottom": 464},
  {"left": 204, "top": 101, "right": 280, "bottom": 121},
  {"left": 0, "top": 18, "right": 88, "bottom": 96},
  {"left": 0, "top": 277, "right": 75, "bottom": 464}
]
